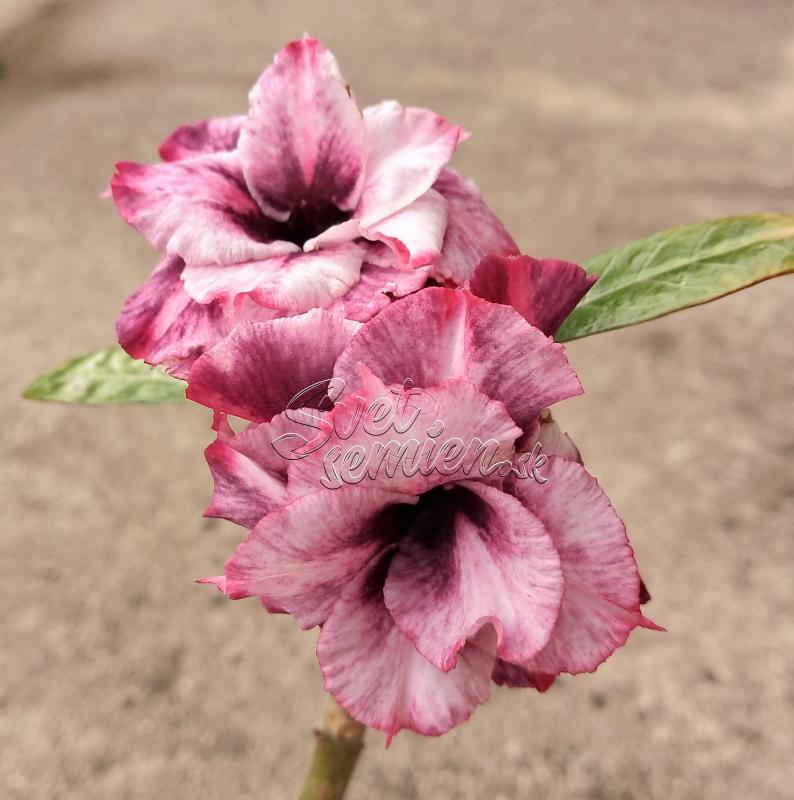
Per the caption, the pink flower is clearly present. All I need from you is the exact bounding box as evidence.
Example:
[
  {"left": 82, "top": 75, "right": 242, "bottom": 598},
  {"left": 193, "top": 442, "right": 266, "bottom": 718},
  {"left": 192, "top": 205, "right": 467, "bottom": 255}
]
[
  {"left": 191, "top": 287, "right": 657, "bottom": 741},
  {"left": 111, "top": 36, "right": 517, "bottom": 377}
]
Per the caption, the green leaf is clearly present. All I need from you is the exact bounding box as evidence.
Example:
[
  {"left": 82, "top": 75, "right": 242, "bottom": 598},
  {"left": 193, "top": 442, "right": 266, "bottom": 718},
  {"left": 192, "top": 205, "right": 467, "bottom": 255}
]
[
  {"left": 556, "top": 213, "right": 794, "bottom": 341},
  {"left": 23, "top": 346, "right": 186, "bottom": 405}
]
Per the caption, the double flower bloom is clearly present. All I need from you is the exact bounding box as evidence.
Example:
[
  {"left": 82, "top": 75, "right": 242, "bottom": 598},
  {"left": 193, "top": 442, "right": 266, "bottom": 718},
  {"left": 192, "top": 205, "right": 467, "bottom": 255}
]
[{"left": 111, "top": 36, "right": 657, "bottom": 742}]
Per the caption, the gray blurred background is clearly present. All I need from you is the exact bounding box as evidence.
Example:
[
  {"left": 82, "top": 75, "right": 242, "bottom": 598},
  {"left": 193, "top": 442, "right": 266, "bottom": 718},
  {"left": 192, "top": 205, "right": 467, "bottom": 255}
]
[{"left": 2, "top": 2, "right": 793, "bottom": 798}]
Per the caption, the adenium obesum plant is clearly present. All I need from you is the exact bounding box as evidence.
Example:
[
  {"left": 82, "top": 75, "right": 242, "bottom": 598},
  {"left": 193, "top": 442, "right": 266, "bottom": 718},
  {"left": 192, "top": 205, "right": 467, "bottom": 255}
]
[{"left": 25, "top": 34, "right": 794, "bottom": 800}]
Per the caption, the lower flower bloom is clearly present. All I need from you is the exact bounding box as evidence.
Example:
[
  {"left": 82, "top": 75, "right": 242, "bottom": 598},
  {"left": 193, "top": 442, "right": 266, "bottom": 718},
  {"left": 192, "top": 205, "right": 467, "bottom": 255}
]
[{"left": 193, "top": 286, "right": 659, "bottom": 740}]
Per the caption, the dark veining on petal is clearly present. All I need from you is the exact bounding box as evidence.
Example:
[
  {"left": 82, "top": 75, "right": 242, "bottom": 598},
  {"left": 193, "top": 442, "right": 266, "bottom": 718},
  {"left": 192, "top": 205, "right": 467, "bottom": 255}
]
[{"left": 363, "top": 486, "right": 493, "bottom": 599}]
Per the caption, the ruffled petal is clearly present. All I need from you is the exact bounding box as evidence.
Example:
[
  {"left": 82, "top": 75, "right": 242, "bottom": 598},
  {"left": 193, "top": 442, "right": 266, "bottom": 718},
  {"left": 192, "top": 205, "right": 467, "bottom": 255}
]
[
  {"left": 287, "top": 372, "right": 521, "bottom": 496},
  {"left": 111, "top": 153, "right": 299, "bottom": 265},
  {"left": 469, "top": 254, "right": 597, "bottom": 336},
  {"left": 318, "top": 554, "right": 496, "bottom": 741},
  {"left": 432, "top": 168, "right": 519, "bottom": 283},
  {"left": 491, "top": 660, "right": 555, "bottom": 692},
  {"left": 187, "top": 309, "right": 358, "bottom": 422},
  {"left": 333, "top": 262, "right": 430, "bottom": 323},
  {"left": 203, "top": 410, "right": 316, "bottom": 528},
  {"left": 514, "top": 409, "right": 582, "bottom": 469},
  {"left": 384, "top": 482, "right": 562, "bottom": 671},
  {"left": 116, "top": 255, "right": 196, "bottom": 363},
  {"left": 159, "top": 115, "right": 245, "bottom": 161},
  {"left": 334, "top": 287, "right": 582, "bottom": 428},
  {"left": 181, "top": 243, "right": 365, "bottom": 311},
  {"left": 361, "top": 188, "right": 447, "bottom": 269},
  {"left": 116, "top": 256, "right": 279, "bottom": 379},
  {"left": 356, "top": 102, "right": 465, "bottom": 227},
  {"left": 222, "top": 487, "right": 415, "bottom": 628},
  {"left": 511, "top": 457, "right": 658, "bottom": 675},
  {"left": 239, "top": 37, "right": 366, "bottom": 221}
]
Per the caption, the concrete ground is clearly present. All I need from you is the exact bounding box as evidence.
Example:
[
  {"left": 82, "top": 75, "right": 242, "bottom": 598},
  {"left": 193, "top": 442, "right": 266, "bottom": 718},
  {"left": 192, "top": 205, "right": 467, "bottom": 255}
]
[{"left": 2, "top": 1, "right": 793, "bottom": 798}]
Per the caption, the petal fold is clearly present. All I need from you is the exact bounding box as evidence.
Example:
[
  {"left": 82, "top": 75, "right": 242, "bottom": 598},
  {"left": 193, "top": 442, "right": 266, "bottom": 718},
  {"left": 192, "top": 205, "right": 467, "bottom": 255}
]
[
  {"left": 357, "top": 102, "right": 464, "bottom": 227},
  {"left": 159, "top": 115, "right": 245, "bottom": 161},
  {"left": 318, "top": 554, "right": 496, "bottom": 741},
  {"left": 362, "top": 188, "right": 448, "bottom": 269},
  {"left": 203, "top": 411, "right": 314, "bottom": 528},
  {"left": 431, "top": 168, "right": 519, "bottom": 283},
  {"left": 181, "top": 243, "right": 365, "bottom": 311},
  {"left": 383, "top": 482, "right": 563, "bottom": 671},
  {"left": 511, "top": 457, "right": 655, "bottom": 675}
]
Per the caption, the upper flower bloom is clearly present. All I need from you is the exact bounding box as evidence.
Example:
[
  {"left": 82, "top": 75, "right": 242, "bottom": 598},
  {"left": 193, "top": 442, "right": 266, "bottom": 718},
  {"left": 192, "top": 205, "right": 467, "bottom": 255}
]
[
  {"left": 189, "top": 287, "right": 657, "bottom": 741},
  {"left": 112, "top": 36, "right": 517, "bottom": 377}
]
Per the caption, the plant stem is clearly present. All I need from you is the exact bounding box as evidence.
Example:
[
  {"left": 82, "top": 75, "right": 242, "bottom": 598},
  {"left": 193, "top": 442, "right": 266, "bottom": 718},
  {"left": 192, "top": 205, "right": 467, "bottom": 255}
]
[{"left": 297, "top": 695, "right": 366, "bottom": 800}]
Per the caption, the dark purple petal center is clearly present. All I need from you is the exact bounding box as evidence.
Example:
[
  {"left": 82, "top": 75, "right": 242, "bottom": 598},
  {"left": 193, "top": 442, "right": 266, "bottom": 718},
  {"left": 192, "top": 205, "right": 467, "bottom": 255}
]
[{"left": 278, "top": 198, "right": 350, "bottom": 247}]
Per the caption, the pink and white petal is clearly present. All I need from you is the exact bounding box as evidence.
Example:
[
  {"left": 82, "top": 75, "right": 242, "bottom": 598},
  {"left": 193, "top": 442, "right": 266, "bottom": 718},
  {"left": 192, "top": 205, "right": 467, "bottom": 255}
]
[
  {"left": 334, "top": 287, "right": 582, "bottom": 428},
  {"left": 111, "top": 153, "right": 299, "bottom": 265},
  {"left": 288, "top": 374, "right": 521, "bottom": 496},
  {"left": 361, "top": 188, "right": 447, "bottom": 269},
  {"left": 492, "top": 660, "right": 555, "bottom": 692},
  {"left": 356, "top": 102, "right": 465, "bottom": 227},
  {"left": 239, "top": 37, "right": 366, "bottom": 220},
  {"left": 203, "top": 409, "right": 316, "bottom": 528},
  {"left": 360, "top": 241, "right": 397, "bottom": 269},
  {"left": 318, "top": 554, "right": 497, "bottom": 740},
  {"left": 181, "top": 243, "right": 365, "bottom": 311},
  {"left": 515, "top": 410, "right": 582, "bottom": 466},
  {"left": 116, "top": 255, "right": 244, "bottom": 379},
  {"left": 334, "top": 263, "right": 430, "bottom": 323},
  {"left": 117, "top": 255, "right": 191, "bottom": 362},
  {"left": 159, "top": 115, "right": 245, "bottom": 161},
  {"left": 303, "top": 218, "right": 362, "bottom": 252},
  {"left": 224, "top": 487, "right": 415, "bottom": 627},
  {"left": 187, "top": 309, "right": 359, "bottom": 422},
  {"left": 432, "top": 168, "right": 519, "bottom": 284},
  {"left": 469, "top": 255, "right": 597, "bottom": 336},
  {"left": 384, "top": 482, "right": 562, "bottom": 671},
  {"left": 512, "top": 457, "right": 659, "bottom": 675}
]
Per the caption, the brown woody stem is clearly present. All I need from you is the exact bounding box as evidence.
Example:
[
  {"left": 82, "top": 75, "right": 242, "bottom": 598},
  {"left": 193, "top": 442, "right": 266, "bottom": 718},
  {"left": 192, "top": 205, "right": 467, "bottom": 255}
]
[{"left": 297, "top": 695, "right": 367, "bottom": 800}]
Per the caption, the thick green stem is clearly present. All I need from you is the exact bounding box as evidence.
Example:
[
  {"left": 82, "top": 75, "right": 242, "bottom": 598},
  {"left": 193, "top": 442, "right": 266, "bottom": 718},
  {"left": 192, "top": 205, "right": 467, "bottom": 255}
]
[{"left": 297, "top": 695, "right": 366, "bottom": 800}]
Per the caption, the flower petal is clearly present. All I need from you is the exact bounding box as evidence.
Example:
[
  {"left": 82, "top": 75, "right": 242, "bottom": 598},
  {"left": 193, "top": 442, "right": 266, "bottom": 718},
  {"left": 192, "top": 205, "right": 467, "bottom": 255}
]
[
  {"left": 204, "top": 410, "right": 313, "bottom": 529},
  {"left": 361, "top": 188, "right": 448, "bottom": 269},
  {"left": 117, "top": 256, "right": 279, "bottom": 379},
  {"left": 223, "top": 487, "right": 415, "bottom": 627},
  {"left": 515, "top": 409, "right": 582, "bottom": 466},
  {"left": 318, "top": 554, "right": 496, "bottom": 741},
  {"left": 511, "top": 457, "right": 658, "bottom": 675},
  {"left": 187, "top": 309, "right": 359, "bottom": 422},
  {"left": 432, "top": 168, "right": 519, "bottom": 283},
  {"left": 356, "top": 102, "right": 465, "bottom": 227},
  {"left": 491, "top": 660, "right": 555, "bottom": 692},
  {"left": 384, "top": 482, "right": 562, "bottom": 671},
  {"left": 159, "top": 115, "right": 245, "bottom": 161},
  {"left": 287, "top": 373, "right": 521, "bottom": 496},
  {"left": 239, "top": 37, "right": 366, "bottom": 221},
  {"left": 111, "top": 153, "right": 299, "bottom": 265},
  {"left": 333, "top": 262, "right": 430, "bottom": 323},
  {"left": 334, "top": 287, "right": 582, "bottom": 428},
  {"left": 181, "top": 243, "right": 365, "bottom": 311},
  {"left": 469, "top": 255, "right": 597, "bottom": 336}
]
